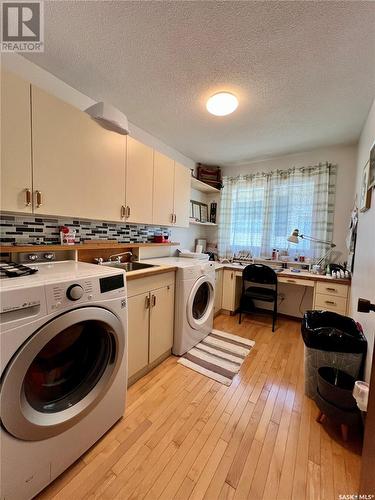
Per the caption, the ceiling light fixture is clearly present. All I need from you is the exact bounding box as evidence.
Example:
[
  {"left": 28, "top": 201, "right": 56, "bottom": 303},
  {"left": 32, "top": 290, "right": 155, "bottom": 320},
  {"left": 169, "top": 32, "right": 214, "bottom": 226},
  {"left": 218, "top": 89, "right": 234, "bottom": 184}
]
[{"left": 206, "top": 92, "right": 238, "bottom": 116}]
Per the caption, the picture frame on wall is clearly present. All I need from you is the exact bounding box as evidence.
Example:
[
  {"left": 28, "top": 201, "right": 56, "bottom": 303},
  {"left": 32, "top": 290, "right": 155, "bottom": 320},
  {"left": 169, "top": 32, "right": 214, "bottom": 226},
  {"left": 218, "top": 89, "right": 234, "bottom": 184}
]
[
  {"left": 200, "top": 204, "right": 209, "bottom": 223},
  {"left": 190, "top": 201, "right": 209, "bottom": 223},
  {"left": 359, "top": 161, "right": 372, "bottom": 212},
  {"left": 192, "top": 201, "right": 201, "bottom": 220}
]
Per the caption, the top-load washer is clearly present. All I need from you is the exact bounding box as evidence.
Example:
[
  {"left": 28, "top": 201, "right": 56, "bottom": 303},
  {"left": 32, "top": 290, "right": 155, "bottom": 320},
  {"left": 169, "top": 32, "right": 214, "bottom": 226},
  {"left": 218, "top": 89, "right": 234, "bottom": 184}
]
[
  {"left": 141, "top": 257, "right": 215, "bottom": 355},
  {"left": 0, "top": 261, "right": 128, "bottom": 500}
]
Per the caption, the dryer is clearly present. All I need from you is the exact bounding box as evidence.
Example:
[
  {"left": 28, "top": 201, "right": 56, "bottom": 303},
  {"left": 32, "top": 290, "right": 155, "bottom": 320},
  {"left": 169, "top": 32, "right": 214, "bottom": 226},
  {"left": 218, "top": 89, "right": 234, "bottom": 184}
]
[
  {"left": 0, "top": 261, "right": 128, "bottom": 500},
  {"left": 141, "top": 258, "right": 215, "bottom": 355}
]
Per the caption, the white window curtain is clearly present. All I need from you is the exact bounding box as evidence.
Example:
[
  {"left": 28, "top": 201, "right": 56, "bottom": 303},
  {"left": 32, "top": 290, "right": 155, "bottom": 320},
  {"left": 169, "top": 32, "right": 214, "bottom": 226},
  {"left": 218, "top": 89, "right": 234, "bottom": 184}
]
[{"left": 218, "top": 162, "right": 336, "bottom": 259}]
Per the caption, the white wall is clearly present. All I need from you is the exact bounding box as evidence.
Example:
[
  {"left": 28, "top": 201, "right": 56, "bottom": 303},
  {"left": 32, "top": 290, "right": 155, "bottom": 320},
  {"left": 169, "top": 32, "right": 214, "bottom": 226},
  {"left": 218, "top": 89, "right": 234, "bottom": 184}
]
[
  {"left": 350, "top": 99, "right": 375, "bottom": 382},
  {"left": 1, "top": 53, "right": 204, "bottom": 251},
  {"left": 221, "top": 144, "right": 358, "bottom": 261}
]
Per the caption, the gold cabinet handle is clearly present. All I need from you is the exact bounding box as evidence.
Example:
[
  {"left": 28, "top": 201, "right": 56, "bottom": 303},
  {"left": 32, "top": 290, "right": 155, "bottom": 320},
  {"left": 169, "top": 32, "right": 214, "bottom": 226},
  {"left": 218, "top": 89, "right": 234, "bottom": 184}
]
[
  {"left": 126, "top": 206, "right": 131, "bottom": 218},
  {"left": 174, "top": 214, "right": 177, "bottom": 224},
  {"left": 121, "top": 205, "right": 126, "bottom": 218},
  {"left": 326, "top": 287, "right": 337, "bottom": 292},
  {"left": 231, "top": 272, "right": 234, "bottom": 279},
  {"left": 35, "top": 190, "right": 42, "bottom": 208},
  {"left": 152, "top": 294, "right": 156, "bottom": 307},
  {"left": 325, "top": 300, "right": 336, "bottom": 305},
  {"left": 25, "top": 188, "right": 31, "bottom": 206},
  {"left": 145, "top": 295, "right": 150, "bottom": 309}
]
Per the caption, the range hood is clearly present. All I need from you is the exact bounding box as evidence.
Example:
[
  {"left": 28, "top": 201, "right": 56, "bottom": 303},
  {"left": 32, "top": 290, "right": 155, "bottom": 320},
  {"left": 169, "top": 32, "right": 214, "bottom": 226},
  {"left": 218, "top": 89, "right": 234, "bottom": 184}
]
[{"left": 85, "top": 102, "right": 129, "bottom": 135}]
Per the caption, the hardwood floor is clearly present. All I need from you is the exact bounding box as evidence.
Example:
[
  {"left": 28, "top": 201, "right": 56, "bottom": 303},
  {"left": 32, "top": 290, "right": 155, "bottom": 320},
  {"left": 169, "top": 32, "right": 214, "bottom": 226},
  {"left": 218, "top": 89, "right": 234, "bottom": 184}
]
[{"left": 37, "top": 314, "right": 362, "bottom": 500}]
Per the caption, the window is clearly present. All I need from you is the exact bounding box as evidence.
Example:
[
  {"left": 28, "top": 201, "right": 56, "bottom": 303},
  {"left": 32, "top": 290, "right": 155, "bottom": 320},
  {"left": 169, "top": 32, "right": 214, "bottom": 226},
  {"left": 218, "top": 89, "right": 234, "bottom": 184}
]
[{"left": 218, "top": 163, "right": 336, "bottom": 259}]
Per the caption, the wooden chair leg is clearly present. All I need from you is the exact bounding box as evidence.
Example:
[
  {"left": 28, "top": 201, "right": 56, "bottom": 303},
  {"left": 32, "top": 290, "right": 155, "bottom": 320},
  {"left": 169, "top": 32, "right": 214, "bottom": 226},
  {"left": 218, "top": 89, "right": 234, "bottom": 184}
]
[
  {"left": 272, "top": 300, "right": 277, "bottom": 332},
  {"left": 341, "top": 423, "right": 349, "bottom": 441}
]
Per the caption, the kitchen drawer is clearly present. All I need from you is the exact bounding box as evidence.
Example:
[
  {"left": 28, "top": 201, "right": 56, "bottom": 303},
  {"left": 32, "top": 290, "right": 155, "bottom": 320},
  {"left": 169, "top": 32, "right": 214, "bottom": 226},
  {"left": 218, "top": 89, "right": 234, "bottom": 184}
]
[
  {"left": 314, "top": 293, "right": 347, "bottom": 314},
  {"left": 314, "top": 305, "right": 347, "bottom": 316},
  {"left": 316, "top": 281, "right": 348, "bottom": 298},
  {"left": 278, "top": 277, "right": 314, "bottom": 287}
]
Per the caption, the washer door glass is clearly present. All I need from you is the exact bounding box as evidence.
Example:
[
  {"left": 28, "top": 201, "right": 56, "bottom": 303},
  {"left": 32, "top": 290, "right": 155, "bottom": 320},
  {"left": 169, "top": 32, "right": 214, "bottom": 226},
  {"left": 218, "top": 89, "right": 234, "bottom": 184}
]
[
  {"left": 24, "top": 320, "right": 113, "bottom": 414},
  {"left": 1, "top": 307, "right": 125, "bottom": 441},
  {"left": 187, "top": 276, "right": 214, "bottom": 329},
  {"left": 192, "top": 282, "right": 211, "bottom": 320}
]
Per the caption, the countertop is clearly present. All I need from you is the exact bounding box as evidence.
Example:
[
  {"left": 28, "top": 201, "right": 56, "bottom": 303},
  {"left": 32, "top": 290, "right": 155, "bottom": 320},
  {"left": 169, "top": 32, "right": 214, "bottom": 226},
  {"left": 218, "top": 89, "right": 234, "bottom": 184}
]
[
  {"left": 126, "top": 264, "right": 177, "bottom": 281},
  {"left": 213, "top": 262, "right": 351, "bottom": 285}
]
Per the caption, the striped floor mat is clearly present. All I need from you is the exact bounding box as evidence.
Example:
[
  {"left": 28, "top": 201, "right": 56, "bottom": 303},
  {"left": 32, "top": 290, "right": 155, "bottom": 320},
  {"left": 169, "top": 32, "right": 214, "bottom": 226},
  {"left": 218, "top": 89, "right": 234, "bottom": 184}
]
[{"left": 177, "top": 329, "right": 255, "bottom": 386}]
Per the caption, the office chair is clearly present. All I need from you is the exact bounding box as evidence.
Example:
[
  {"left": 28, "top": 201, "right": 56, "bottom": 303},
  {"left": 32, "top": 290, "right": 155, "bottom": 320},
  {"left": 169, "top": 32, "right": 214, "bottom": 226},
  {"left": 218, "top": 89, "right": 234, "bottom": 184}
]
[{"left": 238, "top": 264, "right": 278, "bottom": 332}]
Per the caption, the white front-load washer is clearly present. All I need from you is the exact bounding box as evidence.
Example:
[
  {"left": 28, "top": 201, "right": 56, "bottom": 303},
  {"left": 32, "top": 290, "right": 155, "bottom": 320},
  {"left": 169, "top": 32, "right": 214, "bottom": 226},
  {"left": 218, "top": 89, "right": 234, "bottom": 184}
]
[
  {"left": 141, "top": 258, "right": 215, "bottom": 355},
  {"left": 0, "top": 261, "right": 128, "bottom": 500}
]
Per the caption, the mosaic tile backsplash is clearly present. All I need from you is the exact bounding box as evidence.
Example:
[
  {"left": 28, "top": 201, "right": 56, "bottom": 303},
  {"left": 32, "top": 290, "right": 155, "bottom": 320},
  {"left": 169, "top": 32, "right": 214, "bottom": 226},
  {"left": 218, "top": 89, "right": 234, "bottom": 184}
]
[{"left": 0, "top": 214, "right": 170, "bottom": 245}]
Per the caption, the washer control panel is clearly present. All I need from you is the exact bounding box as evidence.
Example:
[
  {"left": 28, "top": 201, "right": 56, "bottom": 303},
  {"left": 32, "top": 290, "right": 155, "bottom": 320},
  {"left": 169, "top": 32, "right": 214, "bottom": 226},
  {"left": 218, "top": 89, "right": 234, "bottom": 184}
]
[
  {"left": 45, "top": 275, "right": 124, "bottom": 312},
  {"left": 47, "top": 279, "right": 95, "bottom": 311}
]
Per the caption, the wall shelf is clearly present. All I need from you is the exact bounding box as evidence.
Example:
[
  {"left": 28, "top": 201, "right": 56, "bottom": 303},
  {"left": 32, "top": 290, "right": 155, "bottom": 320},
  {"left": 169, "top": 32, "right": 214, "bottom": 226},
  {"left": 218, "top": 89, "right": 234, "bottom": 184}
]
[
  {"left": 189, "top": 220, "right": 217, "bottom": 227},
  {"left": 191, "top": 177, "right": 220, "bottom": 194}
]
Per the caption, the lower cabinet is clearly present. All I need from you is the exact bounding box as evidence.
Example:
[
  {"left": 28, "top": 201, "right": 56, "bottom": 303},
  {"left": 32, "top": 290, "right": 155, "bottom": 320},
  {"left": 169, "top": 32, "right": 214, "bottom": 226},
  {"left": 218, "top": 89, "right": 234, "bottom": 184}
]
[
  {"left": 222, "top": 269, "right": 242, "bottom": 312},
  {"left": 149, "top": 284, "right": 175, "bottom": 363},
  {"left": 313, "top": 281, "right": 349, "bottom": 315},
  {"left": 127, "top": 292, "right": 150, "bottom": 377},
  {"left": 214, "top": 268, "right": 223, "bottom": 315},
  {"left": 127, "top": 272, "right": 175, "bottom": 383}
]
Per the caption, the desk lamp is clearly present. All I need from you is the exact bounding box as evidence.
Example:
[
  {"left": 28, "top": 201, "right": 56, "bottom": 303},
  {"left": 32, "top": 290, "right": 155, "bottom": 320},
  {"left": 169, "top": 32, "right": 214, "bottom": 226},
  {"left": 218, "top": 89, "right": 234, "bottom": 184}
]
[{"left": 287, "top": 229, "right": 336, "bottom": 269}]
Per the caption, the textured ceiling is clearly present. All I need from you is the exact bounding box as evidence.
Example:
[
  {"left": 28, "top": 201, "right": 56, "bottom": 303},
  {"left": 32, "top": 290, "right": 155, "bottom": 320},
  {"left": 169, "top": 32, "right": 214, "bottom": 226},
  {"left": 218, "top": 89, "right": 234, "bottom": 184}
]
[{"left": 26, "top": 1, "right": 375, "bottom": 166}]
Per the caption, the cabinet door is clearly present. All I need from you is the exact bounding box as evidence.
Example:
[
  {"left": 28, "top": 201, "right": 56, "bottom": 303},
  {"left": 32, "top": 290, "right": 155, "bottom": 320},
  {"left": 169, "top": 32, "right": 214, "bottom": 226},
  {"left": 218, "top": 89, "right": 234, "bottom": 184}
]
[
  {"left": 1, "top": 71, "right": 32, "bottom": 213},
  {"left": 214, "top": 269, "right": 223, "bottom": 314},
  {"left": 31, "top": 86, "right": 126, "bottom": 221},
  {"left": 153, "top": 151, "right": 174, "bottom": 226},
  {"left": 173, "top": 162, "right": 191, "bottom": 228},
  {"left": 149, "top": 284, "right": 174, "bottom": 363},
  {"left": 127, "top": 292, "right": 150, "bottom": 378},
  {"left": 126, "top": 136, "right": 154, "bottom": 224},
  {"left": 222, "top": 270, "right": 236, "bottom": 311}
]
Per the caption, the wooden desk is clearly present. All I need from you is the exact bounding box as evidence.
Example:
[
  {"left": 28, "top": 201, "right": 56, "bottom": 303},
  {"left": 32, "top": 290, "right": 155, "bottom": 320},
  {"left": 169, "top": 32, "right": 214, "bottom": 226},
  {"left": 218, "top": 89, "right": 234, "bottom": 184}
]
[{"left": 215, "top": 265, "right": 351, "bottom": 317}]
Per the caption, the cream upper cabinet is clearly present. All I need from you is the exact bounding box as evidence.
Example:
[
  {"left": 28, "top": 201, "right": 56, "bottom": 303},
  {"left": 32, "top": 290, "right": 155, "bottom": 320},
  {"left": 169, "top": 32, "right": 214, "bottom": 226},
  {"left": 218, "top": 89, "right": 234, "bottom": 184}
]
[
  {"left": 173, "top": 162, "right": 191, "bottom": 228},
  {"left": 31, "top": 85, "right": 126, "bottom": 221},
  {"left": 1, "top": 70, "right": 33, "bottom": 213},
  {"left": 127, "top": 292, "right": 150, "bottom": 378},
  {"left": 149, "top": 284, "right": 175, "bottom": 363},
  {"left": 126, "top": 136, "right": 154, "bottom": 224},
  {"left": 153, "top": 150, "right": 174, "bottom": 226}
]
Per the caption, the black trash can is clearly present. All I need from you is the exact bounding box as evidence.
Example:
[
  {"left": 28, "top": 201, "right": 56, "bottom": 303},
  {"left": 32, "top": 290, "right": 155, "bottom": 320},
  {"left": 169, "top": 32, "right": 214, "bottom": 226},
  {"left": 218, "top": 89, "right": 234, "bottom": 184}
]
[
  {"left": 301, "top": 310, "right": 367, "bottom": 400},
  {"left": 317, "top": 367, "right": 357, "bottom": 410}
]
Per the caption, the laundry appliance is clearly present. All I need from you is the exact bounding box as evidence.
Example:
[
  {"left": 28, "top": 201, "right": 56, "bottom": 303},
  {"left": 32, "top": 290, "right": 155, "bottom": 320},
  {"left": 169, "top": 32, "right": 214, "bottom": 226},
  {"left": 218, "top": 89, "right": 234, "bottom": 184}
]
[{"left": 0, "top": 261, "right": 128, "bottom": 500}]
